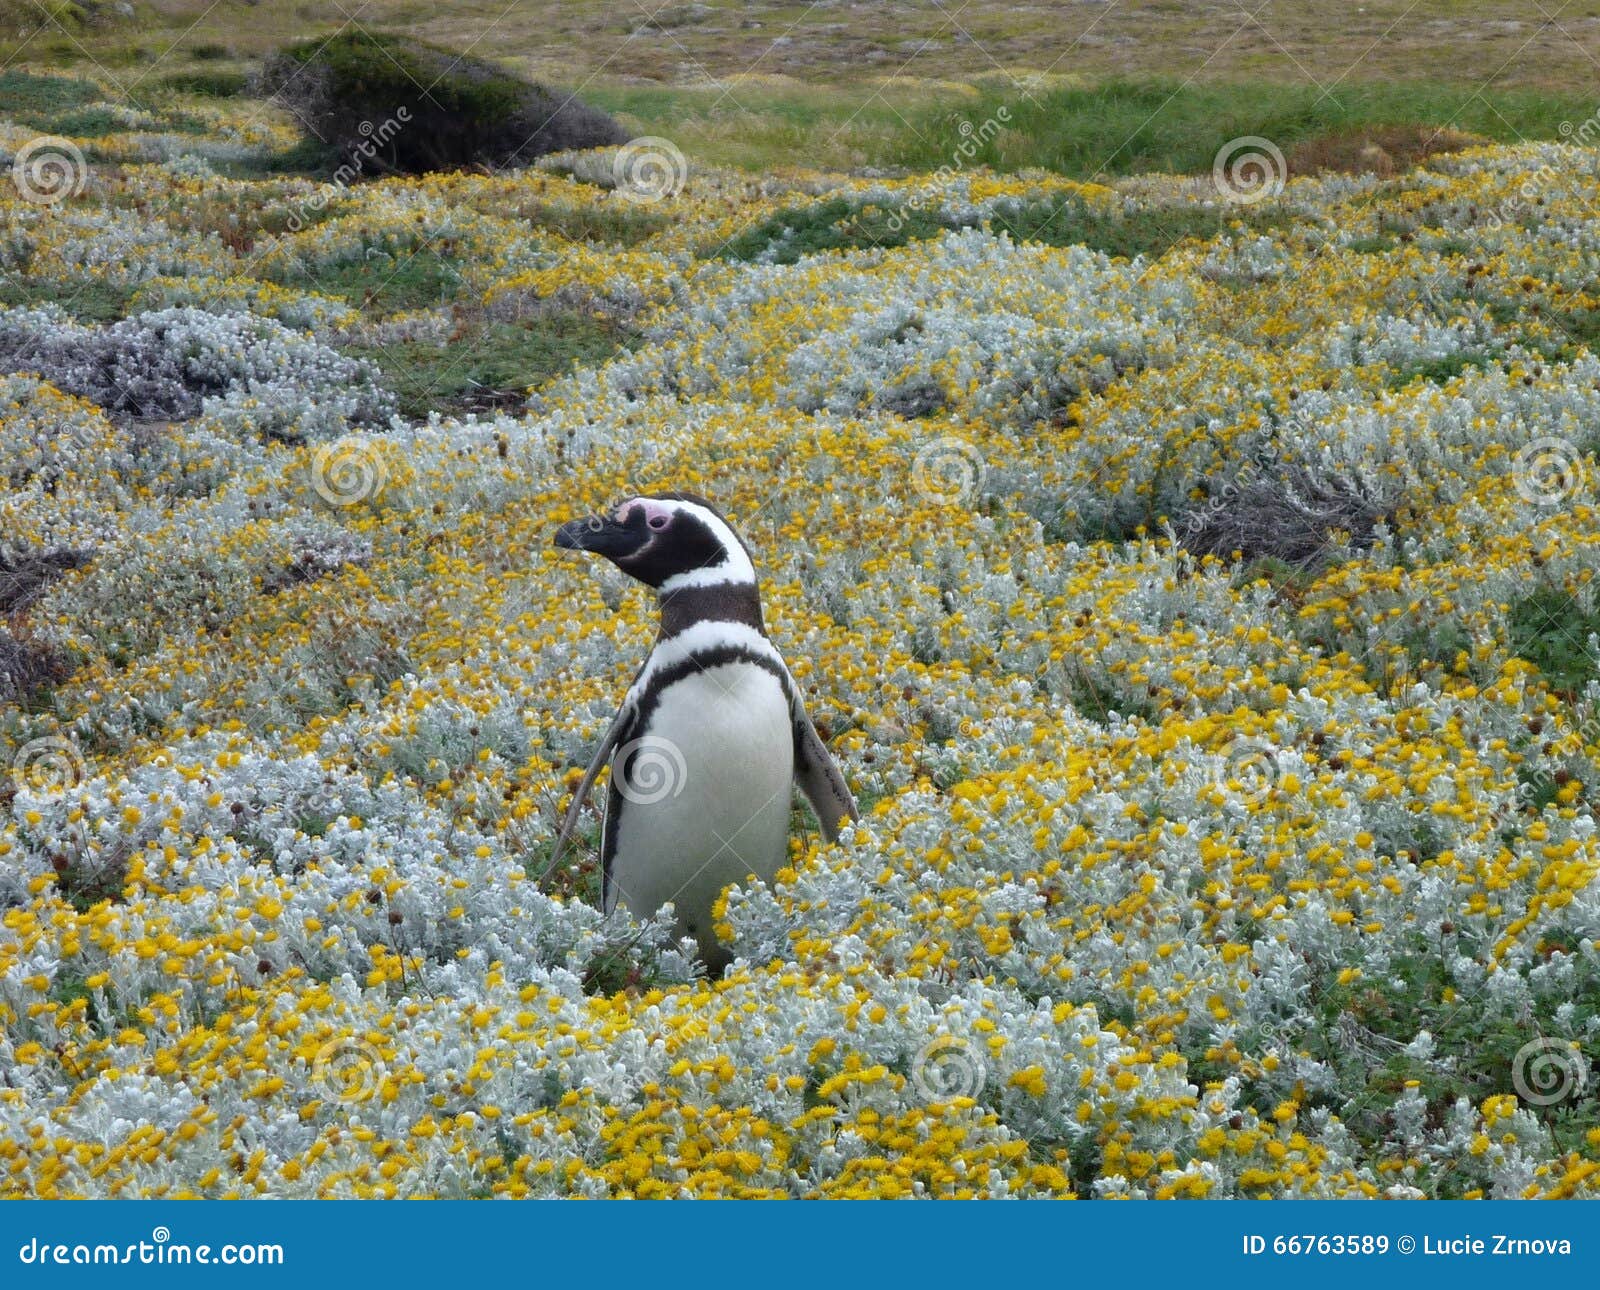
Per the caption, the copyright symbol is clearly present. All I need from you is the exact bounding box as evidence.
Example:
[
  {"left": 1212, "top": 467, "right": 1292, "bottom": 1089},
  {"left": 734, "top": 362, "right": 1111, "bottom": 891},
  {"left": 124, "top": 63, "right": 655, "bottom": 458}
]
[{"left": 1398, "top": 1235, "right": 1415, "bottom": 1254}]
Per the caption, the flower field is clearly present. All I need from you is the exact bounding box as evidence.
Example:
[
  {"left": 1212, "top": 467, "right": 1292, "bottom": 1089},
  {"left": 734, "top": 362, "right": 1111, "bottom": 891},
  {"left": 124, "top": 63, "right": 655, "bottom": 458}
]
[{"left": 1, "top": 83, "right": 1599, "bottom": 1200}]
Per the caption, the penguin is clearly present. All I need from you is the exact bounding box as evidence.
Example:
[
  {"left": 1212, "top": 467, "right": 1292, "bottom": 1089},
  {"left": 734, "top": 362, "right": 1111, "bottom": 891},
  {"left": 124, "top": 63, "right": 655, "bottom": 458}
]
[{"left": 550, "top": 491, "right": 858, "bottom": 973}]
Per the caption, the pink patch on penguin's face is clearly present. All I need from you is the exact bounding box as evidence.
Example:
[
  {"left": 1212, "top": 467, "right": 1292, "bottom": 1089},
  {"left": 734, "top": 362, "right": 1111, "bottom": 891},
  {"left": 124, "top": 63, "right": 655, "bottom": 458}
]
[{"left": 617, "top": 497, "right": 675, "bottom": 531}]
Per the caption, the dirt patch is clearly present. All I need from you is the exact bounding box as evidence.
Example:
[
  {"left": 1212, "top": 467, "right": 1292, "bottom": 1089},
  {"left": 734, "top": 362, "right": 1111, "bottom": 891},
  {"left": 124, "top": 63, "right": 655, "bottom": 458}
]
[{"left": 1287, "top": 125, "right": 1486, "bottom": 178}]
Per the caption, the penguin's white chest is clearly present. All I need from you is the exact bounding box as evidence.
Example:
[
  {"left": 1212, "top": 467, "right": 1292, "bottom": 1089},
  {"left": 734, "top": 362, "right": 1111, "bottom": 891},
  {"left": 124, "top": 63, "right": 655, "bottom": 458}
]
[{"left": 606, "top": 660, "right": 794, "bottom": 953}]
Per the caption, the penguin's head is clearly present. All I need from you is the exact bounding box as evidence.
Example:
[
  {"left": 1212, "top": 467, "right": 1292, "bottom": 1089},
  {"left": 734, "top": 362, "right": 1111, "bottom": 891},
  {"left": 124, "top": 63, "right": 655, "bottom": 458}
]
[{"left": 555, "top": 492, "right": 757, "bottom": 592}]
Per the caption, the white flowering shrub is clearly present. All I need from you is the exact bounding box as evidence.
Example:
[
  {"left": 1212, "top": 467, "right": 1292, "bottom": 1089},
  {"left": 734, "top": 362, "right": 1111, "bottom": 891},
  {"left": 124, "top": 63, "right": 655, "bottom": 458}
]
[
  {"left": 0, "top": 305, "right": 393, "bottom": 435},
  {"left": 4, "top": 206, "right": 235, "bottom": 284},
  {"left": 598, "top": 227, "right": 1191, "bottom": 423},
  {"left": 129, "top": 276, "right": 357, "bottom": 332}
]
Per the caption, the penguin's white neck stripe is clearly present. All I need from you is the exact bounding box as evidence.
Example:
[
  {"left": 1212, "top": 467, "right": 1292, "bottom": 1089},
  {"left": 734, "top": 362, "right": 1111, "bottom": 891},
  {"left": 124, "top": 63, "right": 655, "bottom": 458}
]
[
  {"left": 654, "top": 500, "right": 756, "bottom": 592},
  {"left": 632, "top": 620, "right": 783, "bottom": 693},
  {"left": 659, "top": 565, "right": 756, "bottom": 593}
]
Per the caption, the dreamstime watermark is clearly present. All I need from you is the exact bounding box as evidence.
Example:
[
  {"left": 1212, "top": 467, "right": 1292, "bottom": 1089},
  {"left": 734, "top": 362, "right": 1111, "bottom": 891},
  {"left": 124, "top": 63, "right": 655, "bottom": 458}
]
[
  {"left": 912, "top": 1034, "right": 987, "bottom": 1102},
  {"left": 283, "top": 107, "right": 411, "bottom": 233},
  {"left": 1481, "top": 159, "right": 1562, "bottom": 233},
  {"left": 1511, "top": 1036, "right": 1588, "bottom": 1107},
  {"left": 1465, "top": 113, "right": 1582, "bottom": 235},
  {"left": 1513, "top": 103, "right": 1600, "bottom": 228},
  {"left": 885, "top": 106, "right": 1012, "bottom": 233},
  {"left": 17, "top": 1227, "right": 283, "bottom": 1266},
  {"left": 1166, "top": 441, "right": 1286, "bottom": 547},
  {"left": 612, "top": 136, "right": 688, "bottom": 204},
  {"left": 1218, "top": 738, "right": 1282, "bottom": 807},
  {"left": 613, "top": 735, "right": 689, "bottom": 804},
  {"left": 1560, "top": 107, "right": 1600, "bottom": 146},
  {"left": 311, "top": 436, "right": 388, "bottom": 507},
  {"left": 10, "top": 135, "right": 87, "bottom": 205},
  {"left": 911, "top": 436, "right": 985, "bottom": 506},
  {"left": 1513, "top": 436, "right": 1587, "bottom": 507},
  {"left": 1212, "top": 136, "right": 1287, "bottom": 206},
  {"left": 11, "top": 735, "right": 87, "bottom": 794},
  {"left": 311, "top": 1036, "right": 385, "bottom": 1103}
]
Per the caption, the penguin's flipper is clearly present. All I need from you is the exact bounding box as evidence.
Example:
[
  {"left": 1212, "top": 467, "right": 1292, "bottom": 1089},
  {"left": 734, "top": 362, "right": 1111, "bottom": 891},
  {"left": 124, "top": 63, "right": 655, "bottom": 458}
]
[
  {"left": 550, "top": 697, "right": 637, "bottom": 871},
  {"left": 789, "top": 696, "right": 858, "bottom": 842}
]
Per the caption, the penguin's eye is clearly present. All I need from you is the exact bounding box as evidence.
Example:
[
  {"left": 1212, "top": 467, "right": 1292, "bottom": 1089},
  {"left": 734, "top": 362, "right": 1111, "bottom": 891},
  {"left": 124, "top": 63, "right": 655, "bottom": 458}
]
[{"left": 647, "top": 514, "right": 669, "bottom": 531}]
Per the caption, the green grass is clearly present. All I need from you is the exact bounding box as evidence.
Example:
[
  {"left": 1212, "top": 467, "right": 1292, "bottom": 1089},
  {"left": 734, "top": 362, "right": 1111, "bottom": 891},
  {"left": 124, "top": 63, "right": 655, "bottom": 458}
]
[
  {"left": 1305, "top": 944, "right": 1600, "bottom": 1178},
  {"left": 1011, "top": 200, "right": 1296, "bottom": 260},
  {"left": 713, "top": 191, "right": 1295, "bottom": 264},
  {"left": 0, "top": 68, "right": 98, "bottom": 115},
  {"left": 348, "top": 314, "right": 630, "bottom": 418},
  {"left": 1550, "top": 307, "right": 1600, "bottom": 359},
  {"left": 0, "top": 67, "right": 110, "bottom": 136},
  {"left": 894, "top": 79, "right": 1589, "bottom": 179},
  {"left": 586, "top": 76, "right": 1593, "bottom": 180},
  {"left": 1394, "top": 619, "right": 1474, "bottom": 680},
  {"left": 16, "top": 0, "right": 1600, "bottom": 98},
  {"left": 3, "top": 62, "right": 1588, "bottom": 187},
  {"left": 496, "top": 196, "right": 670, "bottom": 248},
  {"left": 587, "top": 81, "right": 959, "bottom": 174},
  {"left": 0, "top": 278, "right": 140, "bottom": 322},
  {"left": 1508, "top": 589, "right": 1600, "bottom": 697},
  {"left": 712, "top": 196, "right": 955, "bottom": 263},
  {"left": 0, "top": 67, "right": 208, "bottom": 137},
  {"left": 49, "top": 972, "right": 92, "bottom": 1010},
  {"left": 270, "top": 250, "right": 466, "bottom": 315},
  {"left": 1235, "top": 557, "right": 1320, "bottom": 597},
  {"left": 1385, "top": 352, "right": 1495, "bottom": 391},
  {"left": 38, "top": 104, "right": 123, "bottom": 136},
  {"left": 158, "top": 68, "right": 249, "bottom": 98},
  {"left": 217, "top": 135, "right": 337, "bottom": 179}
]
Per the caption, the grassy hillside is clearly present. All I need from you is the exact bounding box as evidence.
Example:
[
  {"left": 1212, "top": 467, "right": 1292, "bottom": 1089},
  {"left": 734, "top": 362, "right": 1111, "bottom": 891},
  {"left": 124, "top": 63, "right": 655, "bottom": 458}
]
[
  {"left": 17, "top": 0, "right": 1600, "bottom": 91},
  {"left": 3, "top": 2, "right": 1598, "bottom": 176}
]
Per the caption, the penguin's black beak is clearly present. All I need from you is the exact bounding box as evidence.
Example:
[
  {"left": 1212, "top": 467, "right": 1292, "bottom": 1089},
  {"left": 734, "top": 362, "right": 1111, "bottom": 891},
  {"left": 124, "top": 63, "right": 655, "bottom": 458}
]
[
  {"left": 554, "top": 516, "right": 603, "bottom": 551},
  {"left": 554, "top": 514, "right": 641, "bottom": 561}
]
